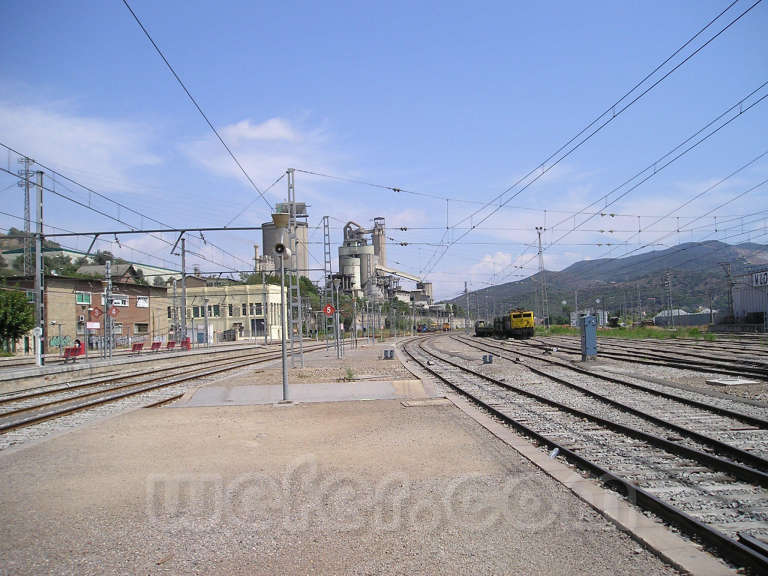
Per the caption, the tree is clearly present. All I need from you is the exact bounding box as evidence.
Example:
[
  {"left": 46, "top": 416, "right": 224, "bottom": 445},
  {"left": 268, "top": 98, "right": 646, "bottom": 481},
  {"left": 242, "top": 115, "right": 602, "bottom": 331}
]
[
  {"left": 133, "top": 267, "right": 147, "bottom": 285},
  {"left": 44, "top": 254, "right": 78, "bottom": 276},
  {"left": 0, "top": 289, "right": 34, "bottom": 352},
  {"left": 153, "top": 276, "right": 166, "bottom": 287},
  {"left": 93, "top": 250, "right": 115, "bottom": 265}
]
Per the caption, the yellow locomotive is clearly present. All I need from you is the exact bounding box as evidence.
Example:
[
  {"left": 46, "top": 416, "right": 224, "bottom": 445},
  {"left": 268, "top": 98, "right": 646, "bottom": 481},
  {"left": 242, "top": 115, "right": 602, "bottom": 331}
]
[{"left": 475, "top": 309, "right": 534, "bottom": 339}]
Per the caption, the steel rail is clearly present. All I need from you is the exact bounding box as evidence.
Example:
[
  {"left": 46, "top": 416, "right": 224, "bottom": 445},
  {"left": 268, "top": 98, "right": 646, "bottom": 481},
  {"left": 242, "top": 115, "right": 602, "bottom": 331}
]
[
  {"left": 419, "top": 340, "right": 768, "bottom": 485},
  {"left": 0, "top": 348, "right": 292, "bottom": 419},
  {"left": 0, "top": 350, "right": 292, "bottom": 418},
  {"left": 456, "top": 335, "right": 768, "bottom": 428},
  {"left": 526, "top": 338, "right": 768, "bottom": 379},
  {"left": 0, "top": 343, "right": 326, "bottom": 434},
  {"left": 452, "top": 335, "right": 768, "bottom": 474},
  {"left": 401, "top": 339, "right": 768, "bottom": 573},
  {"left": 537, "top": 336, "right": 768, "bottom": 371}
]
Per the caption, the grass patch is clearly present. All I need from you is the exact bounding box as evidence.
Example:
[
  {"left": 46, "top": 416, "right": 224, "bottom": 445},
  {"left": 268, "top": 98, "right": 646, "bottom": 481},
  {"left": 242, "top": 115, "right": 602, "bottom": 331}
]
[{"left": 536, "top": 325, "right": 716, "bottom": 340}]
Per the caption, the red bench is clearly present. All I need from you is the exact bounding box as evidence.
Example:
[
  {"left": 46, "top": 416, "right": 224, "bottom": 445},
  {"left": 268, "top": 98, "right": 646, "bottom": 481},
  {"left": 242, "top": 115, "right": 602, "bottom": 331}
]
[
  {"left": 166, "top": 341, "right": 176, "bottom": 351},
  {"left": 150, "top": 342, "right": 162, "bottom": 352},
  {"left": 180, "top": 340, "right": 191, "bottom": 351},
  {"left": 63, "top": 346, "right": 83, "bottom": 363},
  {"left": 131, "top": 343, "right": 144, "bottom": 355}
]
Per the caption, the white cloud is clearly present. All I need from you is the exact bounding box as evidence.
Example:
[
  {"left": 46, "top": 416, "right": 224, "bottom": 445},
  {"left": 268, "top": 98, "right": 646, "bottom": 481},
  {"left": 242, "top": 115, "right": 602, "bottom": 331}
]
[
  {"left": 180, "top": 116, "right": 339, "bottom": 199},
  {"left": 221, "top": 118, "right": 298, "bottom": 144},
  {"left": 0, "top": 101, "right": 161, "bottom": 193}
]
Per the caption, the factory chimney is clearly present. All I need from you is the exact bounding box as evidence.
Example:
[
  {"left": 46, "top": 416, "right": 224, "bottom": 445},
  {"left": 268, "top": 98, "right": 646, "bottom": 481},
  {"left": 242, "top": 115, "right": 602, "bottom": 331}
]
[{"left": 373, "top": 217, "right": 386, "bottom": 267}]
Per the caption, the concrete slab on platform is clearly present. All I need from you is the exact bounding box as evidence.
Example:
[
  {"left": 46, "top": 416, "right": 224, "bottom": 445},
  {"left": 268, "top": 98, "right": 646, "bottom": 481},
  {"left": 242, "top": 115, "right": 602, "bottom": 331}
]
[
  {"left": 706, "top": 377, "right": 761, "bottom": 386},
  {"left": 177, "top": 378, "right": 428, "bottom": 406}
]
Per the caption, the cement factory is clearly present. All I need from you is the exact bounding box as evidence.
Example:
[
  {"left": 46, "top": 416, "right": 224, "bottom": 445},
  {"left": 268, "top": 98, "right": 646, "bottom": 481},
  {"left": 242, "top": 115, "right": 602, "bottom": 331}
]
[{"left": 254, "top": 202, "right": 434, "bottom": 309}]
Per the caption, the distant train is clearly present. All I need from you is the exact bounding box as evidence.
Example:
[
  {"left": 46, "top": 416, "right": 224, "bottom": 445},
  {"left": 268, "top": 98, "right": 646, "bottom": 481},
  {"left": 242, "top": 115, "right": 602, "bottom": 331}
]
[{"left": 475, "top": 309, "right": 535, "bottom": 339}]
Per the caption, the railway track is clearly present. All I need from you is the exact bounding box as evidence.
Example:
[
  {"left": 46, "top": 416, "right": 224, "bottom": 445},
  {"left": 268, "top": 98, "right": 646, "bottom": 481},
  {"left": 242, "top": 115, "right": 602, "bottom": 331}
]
[
  {"left": 0, "top": 343, "right": 326, "bottom": 450},
  {"left": 537, "top": 334, "right": 768, "bottom": 367},
  {"left": 599, "top": 336, "right": 768, "bottom": 357},
  {"left": 451, "top": 335, "right": 768, "bottom": 462},
  {"left": 524, "top": 335, "right": 768, "bottom": 380},
  {"left": 402, "top": 335, "right": 768, "bottom": 572},
  {"left": 0, "top": 342, "right": 274, "bottom": 371}
]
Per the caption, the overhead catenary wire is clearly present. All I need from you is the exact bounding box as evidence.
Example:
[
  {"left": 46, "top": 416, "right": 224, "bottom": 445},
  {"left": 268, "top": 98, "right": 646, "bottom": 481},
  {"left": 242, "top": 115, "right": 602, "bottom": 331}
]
[
  {"left": 497, "top": 80, "right": 768, "bottom": 281},
  {"left": 0, "top": 141, "right": 255, "bottom": 270},
  {"left": 420, "top": 0, "right": 763, "bottom": 278},
  {"left": 225, "top": 172, "right": 286, "bottom": 227},
  {"left": 0, "top": 165, "right": 245, "bottom": 274},
  {"left": 597, "top": 150, "right": 768, "bottom": 260},
  {"left": 120, "top": 0, "right": 274, "bottom": 214}
]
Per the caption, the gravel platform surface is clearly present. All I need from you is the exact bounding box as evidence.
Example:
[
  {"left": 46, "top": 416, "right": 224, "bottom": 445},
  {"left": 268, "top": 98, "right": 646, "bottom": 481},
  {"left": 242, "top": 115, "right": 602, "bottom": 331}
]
[{"left": 0, "top": 361, "right": 679, "bottom": 575}]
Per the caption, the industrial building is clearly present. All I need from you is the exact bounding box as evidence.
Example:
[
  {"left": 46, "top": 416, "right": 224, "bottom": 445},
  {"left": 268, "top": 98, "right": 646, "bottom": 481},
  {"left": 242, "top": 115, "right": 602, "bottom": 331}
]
[
  {"left": 732, "top": 266, "right": 768, "bottom": 328},
  {"left": 337, "top": 217, "right": 433, "bottom": 305},
  {"left": 261, "top": 201, "right": 309, "bottom": 278}
]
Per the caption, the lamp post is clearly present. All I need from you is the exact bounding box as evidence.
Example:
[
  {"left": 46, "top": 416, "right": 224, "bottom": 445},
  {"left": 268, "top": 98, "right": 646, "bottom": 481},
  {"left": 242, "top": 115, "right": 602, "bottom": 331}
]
[
  {"left": 333, "top": 277, "right": 341, "bottom": 359},
  {"left": 272, "top": 212, "right": 291, "bottom": 402}
]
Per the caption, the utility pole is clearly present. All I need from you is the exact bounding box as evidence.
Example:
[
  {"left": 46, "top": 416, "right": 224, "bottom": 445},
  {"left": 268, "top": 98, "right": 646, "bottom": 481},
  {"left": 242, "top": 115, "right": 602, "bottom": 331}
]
[
  {"left": 262, "top": 270, "right": 268, "bottom": 344},
  {"left": 203, "top": 297, "right": 210, "bottom": 347},
  {"left": 105, "top": 260, "right": 113, "bottom": 359},
  {"left": 411, "top": 296, "right": 415, "bottom": 336},
  {"left": 574, "top": 289, "right": 578, "bottom": 315},
  {"left": 286, "top": 168, "right": 304, "bottom": 368},
  {"left": 464, "top": 282, "right": 470, "bottom": 335},
  {"left": 172, "top": 278, "right": 178, "bottom": 343},
  {"left": 536, "top": 226, "right": 549, "bottom": 329},
  {"left": 17, "top": 156, "right": 32, "bottom": 276},
  {"left": 664, "top": 271, "right": 674, "bottom": 329},
  {"left": 279, "top": 254, "right": 288, "bottom": 400},
  {"left": 720, "top": 262, "right": 735, "bottom": 322},
  {"left": 322, "top": 216, "right": 332, "bottom": 351},
  {"left": 180, "top": 237, "right": 187, "bottom": 343},
  {"left": 33, "top": 170, "right": 44, "bottom": 366}
]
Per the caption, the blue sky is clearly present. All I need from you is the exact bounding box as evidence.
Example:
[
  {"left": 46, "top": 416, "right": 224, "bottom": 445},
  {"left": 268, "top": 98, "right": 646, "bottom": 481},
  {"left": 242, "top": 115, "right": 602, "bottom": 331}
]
[{"left": 0, "top": 0, "right": 766, "bottom": 299}]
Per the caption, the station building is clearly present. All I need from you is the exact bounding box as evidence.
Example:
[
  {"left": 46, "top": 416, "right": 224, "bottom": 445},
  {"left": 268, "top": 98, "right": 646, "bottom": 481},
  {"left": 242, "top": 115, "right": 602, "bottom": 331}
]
[{"left": 180, "top": 277, "right": 286, "bottom": 343}]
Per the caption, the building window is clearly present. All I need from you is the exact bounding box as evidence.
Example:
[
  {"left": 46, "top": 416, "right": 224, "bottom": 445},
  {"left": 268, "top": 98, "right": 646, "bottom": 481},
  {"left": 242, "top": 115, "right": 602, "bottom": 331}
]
[
  {"left": 242, "top": 303, "right": 248, "bottom": 316},
  {"left": 167, "top": 306, "right": 172, "bottom": 319},
  {"left": 134, "top": 323, "right": 149, "bottom": 334},
  {"left": 228, "top": 304, "right": 233, "bottom": 317},
  {"left": 253, "top": 302, "right": 263, "bottom": 316},
  {"left": 75, "top": 292, "right": 91, "bottom": 305},
  {"left": 212, "top": 305, "right": 220, "bottom": 317},
  {"left": 193, "top": 306, "right": 200, "bottom": 318},
  {"left": 113, "top": 323, "right": 123, "bottom": 335},
  {"left": 136, "top": 296, "right": 149, "bottom": 308},
  {"left": 101, "top": 294, "right": 128, "bottom": 307}
]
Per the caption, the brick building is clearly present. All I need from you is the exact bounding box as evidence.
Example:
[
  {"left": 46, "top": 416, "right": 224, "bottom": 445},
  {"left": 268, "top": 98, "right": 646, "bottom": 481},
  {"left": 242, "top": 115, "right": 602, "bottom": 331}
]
[{"left": 8, "top": 275, "right": 170, "bottom": 351}]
